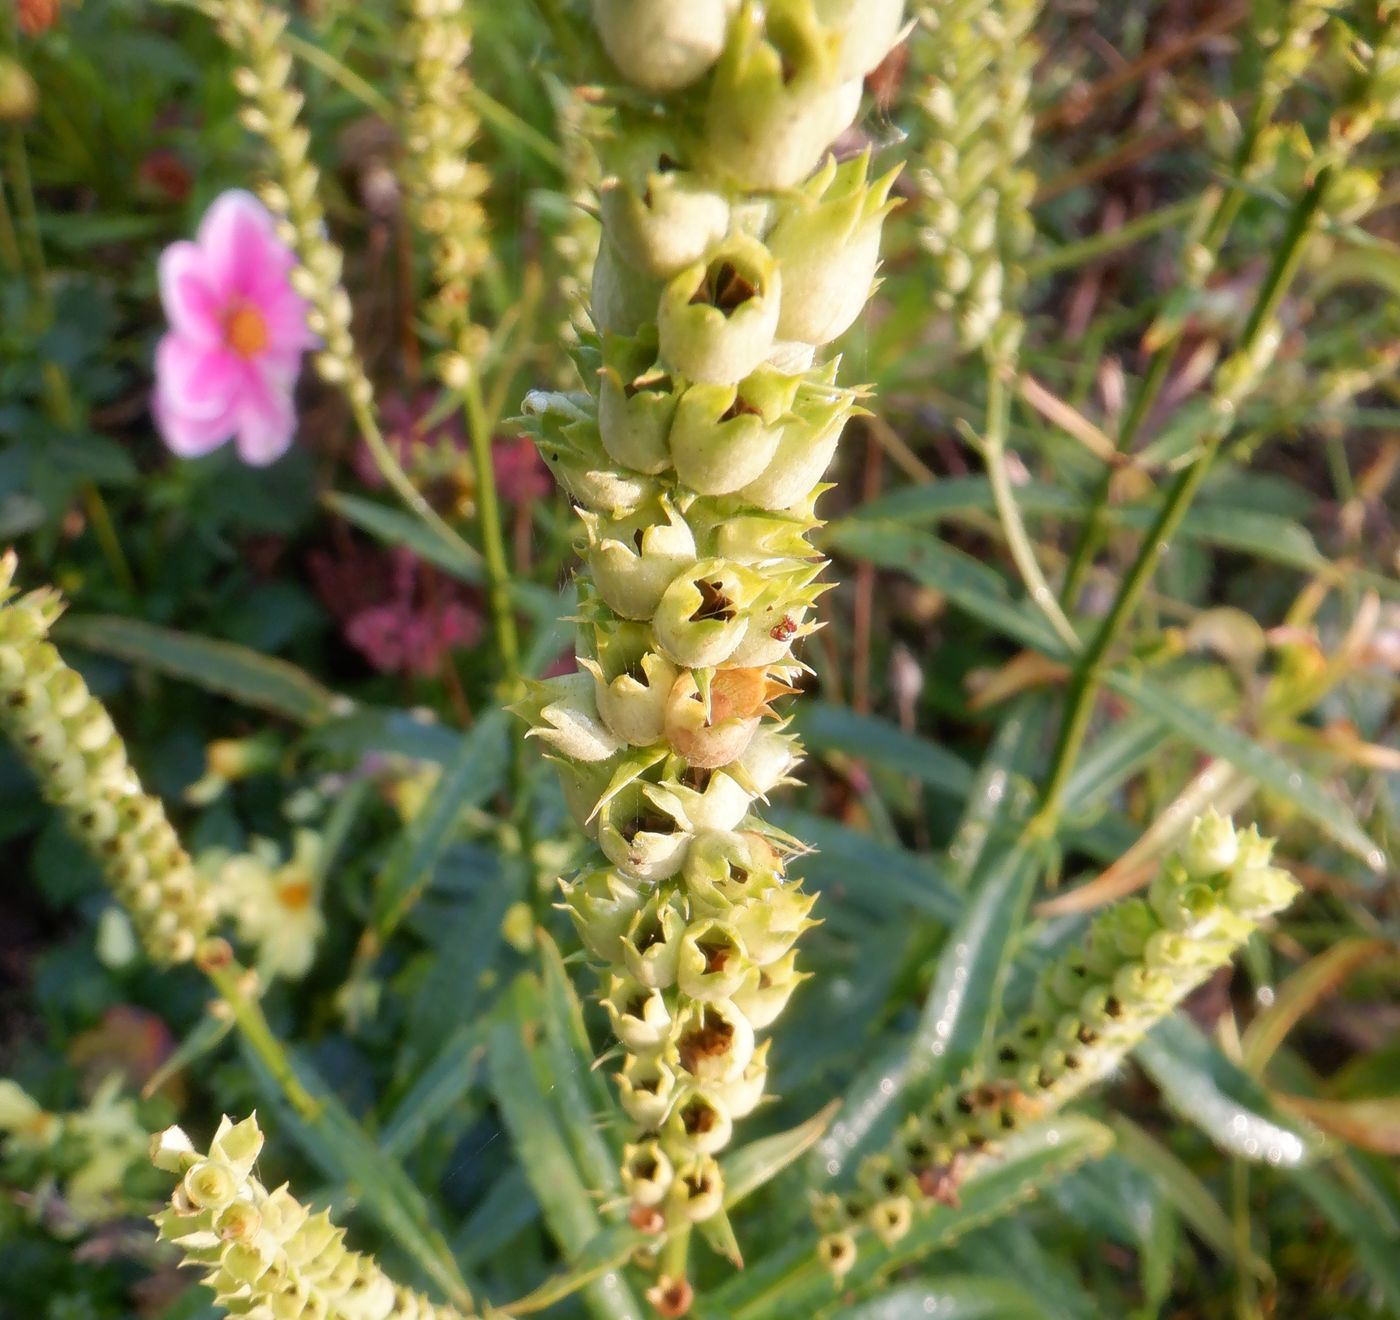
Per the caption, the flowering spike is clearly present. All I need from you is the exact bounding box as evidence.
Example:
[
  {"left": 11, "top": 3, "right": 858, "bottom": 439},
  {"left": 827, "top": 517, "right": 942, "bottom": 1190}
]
[
  {"left": 153, "top": 1113, "right": 474, "bottom": 1317},
  {"left": 0, "top": 555, "right": 215, "bottom": 964},
  {"left": 512, "top": 2, "right": 907, "bottom": 1295},
  {"left": 816, "top": 814, "right": 1300, "bottom": 1278}
]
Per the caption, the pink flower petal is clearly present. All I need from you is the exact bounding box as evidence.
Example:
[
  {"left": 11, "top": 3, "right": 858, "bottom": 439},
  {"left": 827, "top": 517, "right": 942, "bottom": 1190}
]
[
  {"left": 233, "top": 367, "right": 297, "bottom": 466},
  {"left": 153, "top": 384, "right": 237, "bottom": 458},
  {"left": 197, "top": 190, "right": 282, "bottom": 302},
  {"left": 158, "top": 242, "right": 223, "bottom": 345},
  {"left": 154, "top": 334, "right": 241, "bottom": 421}
]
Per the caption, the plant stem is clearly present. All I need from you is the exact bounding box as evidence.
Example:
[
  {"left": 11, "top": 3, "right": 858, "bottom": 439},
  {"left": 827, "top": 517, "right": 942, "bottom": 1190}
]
[
  {"left": 462, "top": 372, "right": 521, "bottom": 693},
  {"left": 1023, "top": 197, "right": 1197, "bottom": 279},
  {"left": 203, "top": 957, "right": 322, "bottom": 1120},
  {"left": 1034, "top": 171, "right": 1332, "bottom": 834},
  {"left": 980, "top": 366, "right": 1081, "bottom": 653},
  {"left": 5, "top": 126, "right": 47, "bottom": 314},
  {"left": 0, "top": 174, "right": 21, "bottom": 274}
]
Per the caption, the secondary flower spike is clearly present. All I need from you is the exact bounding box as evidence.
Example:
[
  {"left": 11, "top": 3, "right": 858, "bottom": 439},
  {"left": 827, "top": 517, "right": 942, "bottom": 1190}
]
[
  {"left": 153, "top": 190, "right": 315, "bottom": 465},
  {"left": 515, "top": 0, "right": 908, "bottom": 1298}
]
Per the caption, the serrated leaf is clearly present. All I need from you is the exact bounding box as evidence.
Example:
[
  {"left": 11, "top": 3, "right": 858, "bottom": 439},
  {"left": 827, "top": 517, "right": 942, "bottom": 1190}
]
[
  {"left": 55, "top": 614, "right": 339, "bottom": 725},
  {"left": 372, "top": 708, "right": 511, "bottom": 938},
  {"left": 1106, "top": 669, "right": 1384, "bottom": 871}
]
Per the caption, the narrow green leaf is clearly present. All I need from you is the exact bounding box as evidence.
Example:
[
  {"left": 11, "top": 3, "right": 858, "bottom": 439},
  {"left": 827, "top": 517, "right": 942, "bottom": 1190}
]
[
  {"left": 796, "top": 703, "right": 975, "bottom": 800},
  {"left": 1286, "top": 1163, "right": 1400, "bottom": 1312},
  {"left": 537, "top": 928, "right": 625, "bottom": 1198},
  {"left": 1061, "top": 711, "right": 1169, "bottom": 813},
  {"left": 1135, "top": 1016, "right": 1315, "bottom": 1165},
  {"left": 771, "top": 809, "right": 961, "bottom": 924},
  {"left": 723, "top": 1101, "right": 840, "bottom": 1210},
  {"left": 380, "top": 1018, "right": 490, "bottom": 1159},
  {"left": 489, "top": 979, "right": 645, "bottom": 1320},
  {"left": 505, "top": 1225, "right": 654, "bottom": 1315},
  {"left": 1106, "top": 669, "right": 1385, "bottom": 870},
  {"left": 827, "top": 523, "right": 1069, "bottom": 658},
  {"left": 325, "top": 490, "right": 483, "bottom": 583},
  {"left": 55, "top": 614, "right": 339, "bottom": 725},
  {"left": 710, "top": 1118, "right": 1114, "bottom": 1320},
  {"left": 1108, "top": 1116, "right": 1247, "bottom": 1269},
  {"left": 830, "top": 1275, "right": 1057, "bottom": 1319},
  {"left": 372, "top": 708, "right": 511, "bottom": 937}
]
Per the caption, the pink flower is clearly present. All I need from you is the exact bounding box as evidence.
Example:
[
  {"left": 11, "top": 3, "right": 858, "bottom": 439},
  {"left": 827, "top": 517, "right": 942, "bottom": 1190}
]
[{"left": 153, "top": 191, "right": 316, "bottom": 466}]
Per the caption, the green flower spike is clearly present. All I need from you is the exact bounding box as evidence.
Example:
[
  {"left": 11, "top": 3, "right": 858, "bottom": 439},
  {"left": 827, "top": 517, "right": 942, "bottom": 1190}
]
[
  {"left": 814, "top": 811, "right": 1301, "bottom": 1277},
  {"left": 153, "top": 1113, "right": 473, "bottom": 1318},
  {"left": 515, "top": 2, "right": 907, "bottom": 1293},
  {"left": 0, "top": 554, "right": 215, "bottom": 965}
]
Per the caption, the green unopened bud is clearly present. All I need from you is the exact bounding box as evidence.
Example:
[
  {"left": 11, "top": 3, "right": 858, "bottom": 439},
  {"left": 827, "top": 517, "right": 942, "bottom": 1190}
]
[
  {"left": 737, "top": 380, "right": 857, "bottom": 510},
  {"left": 521, "top": 390, "right": 656, "bottom": 515},
  {"left": 815, "top": 0, "right": 906, "bottom": 79},
  {"left": 0, "top": 56, "right": 37, "bottom": 123},
  {"left": 592, "top": 234, "right": 666, "bottom": 336},
  {"left": 1227, "top": 865, "right": 1300, "bottom": 920},
  {"left": 150, "top": 1125, "right": 197, "bottom": 1174},
  {"left": 1182, "top": 808, "right": 1239, "bottom": 877},
  {"left": 591, "top": 0, "right": 737, "bottom": 93},
  {"left": 597, "top": 333, "right": 679, "bottom": 475},
  {"left": 701, "top": 2, "right": 854, "bottom": 190},
  {"left": 766, "top": 152, "right": 900, "bottom": 346},
  {"left": 684, "top": 829, "right": 786, "bottom": 913},
  {"left": 584, "top": 633, "right": 680, "bottom": 748},
  {"left": 658, "top": 235, "right": 781, "bottom": 385},
  {"left": 517, "top": 673, "right": 624, "bottom": 763},
  {"left": 559, "top": 866, "right": 648, "bottom": 963}
]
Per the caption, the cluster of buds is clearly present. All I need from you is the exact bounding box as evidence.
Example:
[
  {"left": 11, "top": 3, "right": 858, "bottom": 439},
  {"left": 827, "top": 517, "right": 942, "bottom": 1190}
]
[
  {"left": 400, "top": 0, "right": 491, "bottom": 382},
  {"left": 911, "top": 0, "right": 1040, "bottom": 358},
  {"left": 152, "top": 1114, "right": 472, "bottom": 1319},
  {"left": 216, "top": 0, "right": 369, "bottom": 407},
  {"left": 515, "top": 0, "right": 906, "bottom": 1261},
  {"left": 811, "top": 811, "right": 1299, "bottom": 1279},
  {"left": 0, "top": 554, "right": 215, "bottom": 964}
]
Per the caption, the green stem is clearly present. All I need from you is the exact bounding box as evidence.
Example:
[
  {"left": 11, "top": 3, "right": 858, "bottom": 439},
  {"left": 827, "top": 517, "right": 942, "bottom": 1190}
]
[
  {"left": 1035, "top": 171, "right": 1332, "bottom": 833},
  {"left": 5, "top": 125, "right": 47, "bottom": 314},
  {"left": 980, "top": 366, "right": 1081, "bottom": 653},
  {"left": 0, "top": 174, "right": 21, "bottom": 274},
  {"left": 1024, "top": 198, "right": 1198, "bottom": 279},
  {"left": 203, "top": 958, "right": 322, "bottom": 1120},
  {"left": 462, "top": 372, "right": 521, "bottom": 693}
]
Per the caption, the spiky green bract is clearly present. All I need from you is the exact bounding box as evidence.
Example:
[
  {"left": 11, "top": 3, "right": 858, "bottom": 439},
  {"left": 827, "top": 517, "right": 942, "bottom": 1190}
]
[
  {"left": 912, "top": 0, "right": 1040, "bottom": 358},
  {"left": 0, "top": 554, "right": 215, "bottom": 964},
  {"left": 813, "top": 811, "right": 1300, "bottom": 1277},
  {"left": 514, "top": 0, "right": 907, "bottom": 1253},
  {"left": 152, "top": 1114, "right": 473, "bottom": 1319}
]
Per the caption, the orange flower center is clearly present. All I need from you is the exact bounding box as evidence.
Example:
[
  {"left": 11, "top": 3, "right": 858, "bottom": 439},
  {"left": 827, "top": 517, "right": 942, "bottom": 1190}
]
[
  {"left": 277, "top": 879, "right": 314, "bottom": 911},
  {"left": 223, "top": 302, "right": 269, "bottom": 358}
]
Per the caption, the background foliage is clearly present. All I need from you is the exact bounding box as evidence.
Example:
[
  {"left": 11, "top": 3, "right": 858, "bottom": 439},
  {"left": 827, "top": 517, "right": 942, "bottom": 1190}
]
[{"left": 1, "top": 1, "right": 1398, "bottom": 1317}]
